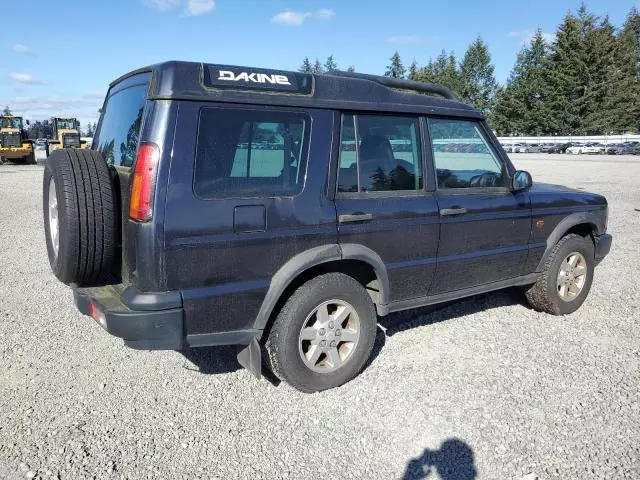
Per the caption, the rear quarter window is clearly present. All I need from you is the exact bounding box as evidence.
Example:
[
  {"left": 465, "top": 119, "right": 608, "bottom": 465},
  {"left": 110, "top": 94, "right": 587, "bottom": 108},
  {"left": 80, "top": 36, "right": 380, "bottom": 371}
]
[
  {"left": 194, "top": 107, "right": 310, "bottom": 198},
  {"left": 94, "top": 76, "right": 150, "bottom": 168}
]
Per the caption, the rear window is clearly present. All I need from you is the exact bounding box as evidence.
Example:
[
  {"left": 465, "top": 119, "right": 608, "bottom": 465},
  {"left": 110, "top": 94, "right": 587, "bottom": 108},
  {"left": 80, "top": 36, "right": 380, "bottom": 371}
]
[
  {"left": 94, "top": 77, "right": 149, "bottom": 168},
  {"left": 194, "top": 108, "right": 309, "bottom": 198}
]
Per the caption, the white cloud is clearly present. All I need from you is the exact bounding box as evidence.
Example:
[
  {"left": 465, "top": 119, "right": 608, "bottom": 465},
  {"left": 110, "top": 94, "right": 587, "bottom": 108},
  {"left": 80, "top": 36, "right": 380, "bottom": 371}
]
[
  {"left": 144, "top": 0, "right": 180, "bottom": 11},
  {"left": 386, "top": 35, "right": 422, "bottom": 45},
  {"left": 1, "top": 95, "right": 103, "bottom": 125},
  {"left": 271, "top": 8, "right": 335, "bottom": 26},
  {"left": 508, "top": 29, "right": 555, "bottom": 45},
  {"left": 9, "top": 73, "right": 44, "bottom": 85},
  {"left": 185, "top": 0, "right": 215, "bottom": 16},
  {"left": 143, "top": 0, "right": 215, "bottom": 16},
  {"left": 11, "top": 43, "right": 36, "bottom": 56}
]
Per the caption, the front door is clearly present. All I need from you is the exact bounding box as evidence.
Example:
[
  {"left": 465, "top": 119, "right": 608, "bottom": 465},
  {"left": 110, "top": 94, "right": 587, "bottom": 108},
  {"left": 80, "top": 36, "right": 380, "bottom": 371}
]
[
  {"left": 334, "top": 113, "right": 440, "bottom": 302},
  {"left": 426, "top": 117, "right": 531, "bottom": 295}
]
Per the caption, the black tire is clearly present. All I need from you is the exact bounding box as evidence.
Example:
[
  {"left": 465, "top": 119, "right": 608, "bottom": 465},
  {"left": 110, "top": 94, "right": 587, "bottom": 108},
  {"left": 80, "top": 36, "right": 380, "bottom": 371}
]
[
  {"left": 265, "top": 273, "right": 377, "bottom": 392},
  {"left": 525, "top": 234, "right": 595, "bottom": 315},
  {"left": 43, "top": 149, "right": 118, "bottom": 286},
  {"left": 25, "top": 151, "right": 36, "bottom": 165}
]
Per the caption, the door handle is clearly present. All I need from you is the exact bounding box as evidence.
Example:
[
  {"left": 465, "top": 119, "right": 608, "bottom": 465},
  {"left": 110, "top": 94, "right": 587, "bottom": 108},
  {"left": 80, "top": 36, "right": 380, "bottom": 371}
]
[
  {"left": 339, "top": 213, "right": 373, "bottom": 223},
  {"left": 440, "top": 207, "right": 468, "bottom": 216}
]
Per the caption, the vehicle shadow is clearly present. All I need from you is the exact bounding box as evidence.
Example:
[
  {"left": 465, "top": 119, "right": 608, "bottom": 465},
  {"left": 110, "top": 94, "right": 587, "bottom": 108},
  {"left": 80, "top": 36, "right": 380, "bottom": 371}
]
[
  {"left": 178, "top": 288, "right": 526, "bottom": 379},
  {"left": 179, "top": 345, "right": 241, "bottom": 375},
  {"left": 378, "top": 287, "right": 526, "bottom": 338},
  {"left": 403, "top": 438, "right": 477, "bottom": 480}
]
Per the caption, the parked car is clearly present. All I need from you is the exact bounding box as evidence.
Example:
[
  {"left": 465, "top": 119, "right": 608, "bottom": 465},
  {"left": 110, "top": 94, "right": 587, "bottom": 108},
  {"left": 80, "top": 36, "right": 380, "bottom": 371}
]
[
  {"left": 41, "top": 61, "right": 612, "bottom": 392},
  {"left": 539, "top": 144, "right": 559, "bottom": 153},
  {"left": 514, "top": 143, "right": 539, "bottom": 153},
  {"left": 621, "top": 141, "right": 640, "bottom": 155},
  {"left": 566, "top": 143, "right": 604, "bottom": 154},
  {"left": 606, "top": 143, "right": 627, "bottom": 155},
  {"left": 34, "top": 138, "right": 47, "bottom": 150}
]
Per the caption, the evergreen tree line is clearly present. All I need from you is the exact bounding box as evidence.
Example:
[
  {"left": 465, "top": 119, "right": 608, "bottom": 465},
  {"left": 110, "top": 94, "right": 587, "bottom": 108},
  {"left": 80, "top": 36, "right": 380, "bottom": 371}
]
[{"left": 301, "top": 5, "right": 640, "bottom": 135}]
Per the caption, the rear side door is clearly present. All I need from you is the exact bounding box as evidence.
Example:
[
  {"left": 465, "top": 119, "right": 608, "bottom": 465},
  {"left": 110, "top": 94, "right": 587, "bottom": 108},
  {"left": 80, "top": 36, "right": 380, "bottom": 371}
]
[
  {"left": 334, "top": 113, "right": 440, "bottom": 303},
  {"left": 426, "top": 117, "right": 531, "bottom": 295}
]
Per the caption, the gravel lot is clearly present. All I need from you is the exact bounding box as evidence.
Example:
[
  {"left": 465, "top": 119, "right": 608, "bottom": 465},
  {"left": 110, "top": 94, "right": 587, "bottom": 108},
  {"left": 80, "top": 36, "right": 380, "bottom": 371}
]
[{"left": 1, "top": 153, "right": 639, "bottom": 479}]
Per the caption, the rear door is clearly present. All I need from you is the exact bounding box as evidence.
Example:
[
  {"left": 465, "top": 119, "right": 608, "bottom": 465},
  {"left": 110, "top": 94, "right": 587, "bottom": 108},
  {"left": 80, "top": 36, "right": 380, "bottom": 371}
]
[
  {"left": 427, "top": 117, "right": 531, "bottom": 295},
  {"left": 334, "top": 113, "right": 440, "bottom": 302}
]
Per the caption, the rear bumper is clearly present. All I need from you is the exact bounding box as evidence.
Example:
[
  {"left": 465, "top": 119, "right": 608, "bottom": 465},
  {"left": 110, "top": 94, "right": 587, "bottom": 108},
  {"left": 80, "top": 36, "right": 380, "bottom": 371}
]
[
  {"left": 595, "top": 233, "right": 612, "bottom": 264},
  {"left": 73, "top": 285, "right": 259, "bottom": 350}
]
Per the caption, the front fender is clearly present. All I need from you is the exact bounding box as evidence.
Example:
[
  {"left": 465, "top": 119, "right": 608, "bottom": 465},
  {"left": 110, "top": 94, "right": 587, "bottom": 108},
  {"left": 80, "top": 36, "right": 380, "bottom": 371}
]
[{"left": 536, "top": 211, "right": 606, "bottom": 271}]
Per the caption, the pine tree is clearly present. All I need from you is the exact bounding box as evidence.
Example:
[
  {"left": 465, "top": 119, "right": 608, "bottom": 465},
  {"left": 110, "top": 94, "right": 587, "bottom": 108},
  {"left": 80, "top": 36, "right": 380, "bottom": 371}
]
[
  {"left": 459, "top": 37, "right": 498, "bottom": 115},
  {"left": 324, "top": 55, "right": 338, "bottom": 72},
  {"left": 385, "top": 51, "right": 406, "bottom": 78},
  {"left": 312, "top": 58, "right": 324, "bottom": 74},
  {"left": 492, "top": 30, "right": 555, "bottom": 135},
  {"left": 609, "top": 7, "right": 640, "bottom": 132},
  {"left": 408, "top": 60, "right": 418, "bottom": 80},
  {"left": 299, "top": 57, "right": 312, "bottom": 73},
  {"left": 415, "top": 50, "right": 463, "bottom": 94},
  {"left": 2, "top": 106, "right": 12, "bottom": 116}
]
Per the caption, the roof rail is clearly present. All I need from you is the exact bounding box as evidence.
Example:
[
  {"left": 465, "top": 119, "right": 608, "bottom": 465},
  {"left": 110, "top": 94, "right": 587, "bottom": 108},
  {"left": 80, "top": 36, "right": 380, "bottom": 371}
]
[{"left": 328, "top": 70, "right": 459, "bottom": 101}]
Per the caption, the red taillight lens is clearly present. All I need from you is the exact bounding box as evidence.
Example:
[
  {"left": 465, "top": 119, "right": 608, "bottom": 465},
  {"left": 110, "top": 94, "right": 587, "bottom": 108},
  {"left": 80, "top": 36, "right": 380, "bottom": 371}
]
[{"left": 129, "top": 143, "right": 160, "bottom": 222}]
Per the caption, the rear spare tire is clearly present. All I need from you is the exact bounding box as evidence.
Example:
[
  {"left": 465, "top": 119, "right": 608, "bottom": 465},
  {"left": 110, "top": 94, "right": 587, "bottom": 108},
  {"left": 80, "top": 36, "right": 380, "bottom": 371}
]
[{"left": 43, "top": 149, "right": 118, "bottom": 286}]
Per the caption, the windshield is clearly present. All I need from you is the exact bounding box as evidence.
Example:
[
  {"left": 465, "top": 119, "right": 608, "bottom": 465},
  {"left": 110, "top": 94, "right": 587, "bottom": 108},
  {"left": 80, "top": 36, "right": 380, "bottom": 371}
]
[
  {"left": 55, "top": 118, "right": 77, "bottom": 130},
  {"left": 0, "top": 117, "right": 23, "bottom": 129}
]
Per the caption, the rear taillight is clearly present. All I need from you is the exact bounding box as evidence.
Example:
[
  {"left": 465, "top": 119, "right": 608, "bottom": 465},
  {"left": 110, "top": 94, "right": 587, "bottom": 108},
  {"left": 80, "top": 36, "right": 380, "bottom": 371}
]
[{"left": 129, "top": 143, "right": 160, "bottom": 222}]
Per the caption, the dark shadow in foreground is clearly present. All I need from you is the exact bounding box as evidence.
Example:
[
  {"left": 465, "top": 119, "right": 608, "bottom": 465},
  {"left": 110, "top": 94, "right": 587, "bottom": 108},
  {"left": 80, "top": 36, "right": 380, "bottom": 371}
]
[
  {"left": 179, "top": 345, "right": 241, "bottom": 375},
  {"left": 403, "top": 439, "right": 477, "bottom": 480},
  {"left": 379, "top": 288, "right": 526, "bottom": 338}
]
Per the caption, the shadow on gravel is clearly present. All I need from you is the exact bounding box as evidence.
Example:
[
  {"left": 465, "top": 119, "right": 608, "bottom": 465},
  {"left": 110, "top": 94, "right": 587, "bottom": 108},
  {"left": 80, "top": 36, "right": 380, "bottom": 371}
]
[
  {"left": 403, "top": 438, "right": 477, "bottom": 480},
  {"left": 378, "top": 287, "right": 526, "bottom": 337},
  {"left": 179, "top": 345, "right": 241, "bottom": 375}
]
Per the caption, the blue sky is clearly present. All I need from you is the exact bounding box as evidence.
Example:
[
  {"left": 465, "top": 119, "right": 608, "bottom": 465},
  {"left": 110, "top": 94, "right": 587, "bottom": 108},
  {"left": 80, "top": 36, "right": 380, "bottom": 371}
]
[{"left": 1, "top": 0, "right": 634, "bottom": 127}]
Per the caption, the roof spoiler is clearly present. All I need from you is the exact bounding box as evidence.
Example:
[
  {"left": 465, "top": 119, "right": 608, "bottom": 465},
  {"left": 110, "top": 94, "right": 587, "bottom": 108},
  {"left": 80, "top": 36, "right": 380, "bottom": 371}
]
[{"left": 328, "top": 70, "right": 459, "bottom": 101}]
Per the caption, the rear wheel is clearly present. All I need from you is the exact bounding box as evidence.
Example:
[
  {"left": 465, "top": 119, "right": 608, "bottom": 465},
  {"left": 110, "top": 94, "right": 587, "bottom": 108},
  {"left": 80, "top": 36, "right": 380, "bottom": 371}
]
[
  {"left": 25, "top": 151, "right": 36, "bottom": 165},
  {"left": 266, "top": 273, "right": 377, "bottom": 392},
  {"left": 525, "top": 234, "right": 595, "bottom": 315}
]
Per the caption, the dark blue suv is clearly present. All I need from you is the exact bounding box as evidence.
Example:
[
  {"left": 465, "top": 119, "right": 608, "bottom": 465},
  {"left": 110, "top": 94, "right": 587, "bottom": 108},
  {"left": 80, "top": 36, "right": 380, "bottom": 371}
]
[{"left": 42, "top": 62, "right": 612, "bottom": 392}]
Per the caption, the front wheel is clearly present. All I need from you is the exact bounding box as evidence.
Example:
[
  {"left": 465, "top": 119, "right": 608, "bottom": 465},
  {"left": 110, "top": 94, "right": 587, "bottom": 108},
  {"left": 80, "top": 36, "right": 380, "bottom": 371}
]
[
  {"left": 525, "top": 234, "right": 595, "bottom": 315},
  {"left": 265, "top": 273, "right": 377, "bottom": 392}
]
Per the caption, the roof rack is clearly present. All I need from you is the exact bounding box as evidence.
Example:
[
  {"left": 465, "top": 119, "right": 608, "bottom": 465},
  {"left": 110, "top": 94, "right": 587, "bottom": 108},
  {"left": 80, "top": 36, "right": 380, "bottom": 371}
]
[{"left": 328, "top": 70, "right": 459, "bottom": 101}]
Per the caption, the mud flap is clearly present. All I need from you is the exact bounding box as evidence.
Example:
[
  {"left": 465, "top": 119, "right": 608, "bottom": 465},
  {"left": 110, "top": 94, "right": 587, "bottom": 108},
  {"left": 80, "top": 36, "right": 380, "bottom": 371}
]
[{"left": 237, "top": 338, "right": 262, "bottom": 379}]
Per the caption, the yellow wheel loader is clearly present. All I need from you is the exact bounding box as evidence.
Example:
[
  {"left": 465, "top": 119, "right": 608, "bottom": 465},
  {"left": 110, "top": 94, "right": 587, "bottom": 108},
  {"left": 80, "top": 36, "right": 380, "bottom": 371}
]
[
  {"left": 45, "top": 117, "right": 88, "bottom": 156},
  {"left": 0, "top": 116, "right": 36, "bottom": 165}
]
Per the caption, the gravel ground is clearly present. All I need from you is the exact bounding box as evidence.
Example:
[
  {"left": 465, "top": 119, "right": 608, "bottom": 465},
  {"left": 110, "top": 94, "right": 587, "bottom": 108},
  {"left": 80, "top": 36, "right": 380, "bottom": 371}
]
[{"left": 0, "top": 153, "right": 639, "bottom": 480}]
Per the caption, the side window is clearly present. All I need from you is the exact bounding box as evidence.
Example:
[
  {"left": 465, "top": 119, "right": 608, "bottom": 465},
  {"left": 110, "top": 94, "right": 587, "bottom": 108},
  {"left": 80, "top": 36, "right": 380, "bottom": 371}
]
[
  {"left": 194, "top": 108, "right": 308, "bottom": 198},
  {"left": 428, "top": 118, "right": 506, "bottom": 189},
  {"left": 337, "top": 114, "right": 423, "bottom": 193},
  {"left": 95, "top": 83, "right": 148, "bottom": 168}
]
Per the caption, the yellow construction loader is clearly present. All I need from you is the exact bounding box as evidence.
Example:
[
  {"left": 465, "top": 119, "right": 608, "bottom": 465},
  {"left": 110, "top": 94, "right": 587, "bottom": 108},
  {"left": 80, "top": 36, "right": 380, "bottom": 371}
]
[
  {"left": 46, "top": 117, "right": 88, "bottom": 156},
  {"left": 0, "top": 116, "right": 36, "bottom": 164}
]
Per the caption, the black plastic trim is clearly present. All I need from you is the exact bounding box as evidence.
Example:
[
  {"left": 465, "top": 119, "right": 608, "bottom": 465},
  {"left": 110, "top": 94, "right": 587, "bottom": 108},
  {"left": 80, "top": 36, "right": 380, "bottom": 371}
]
[
  {"left": 378, "top": 273, "right": 539, "bottom": 316},
  {"left": 595, "top": 233, "right": 612, "bottom": 263},
  {"left": 186, "top": 330, "right": 260, "bottom": 347},
  {"left": 120, "top": 286, "right": 182, "bottom": 311},
  {"left": 74, "top": 289, "right": 184, "bottom": 350}
]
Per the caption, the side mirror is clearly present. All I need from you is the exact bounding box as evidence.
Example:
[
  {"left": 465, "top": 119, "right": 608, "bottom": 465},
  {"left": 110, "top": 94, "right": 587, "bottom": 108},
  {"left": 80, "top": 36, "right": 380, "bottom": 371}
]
[{"left": 511, "top": 170, "right": 532, "bottom": 192}]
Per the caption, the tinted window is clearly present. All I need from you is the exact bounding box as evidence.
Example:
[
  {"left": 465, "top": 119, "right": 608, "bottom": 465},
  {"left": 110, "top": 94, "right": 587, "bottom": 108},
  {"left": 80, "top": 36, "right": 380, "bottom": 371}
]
[
  {"left": 95, "top": 83, "right": 148, "bottom": 168},
  {"left": 338, "top": 114, "right": 423, "bottom": 193},
  {"left": 428, "top": 118, "right": 506, "bottom": 189},
  {"left": 194, "top": 108, "right": 308, "bottom": 198}
]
